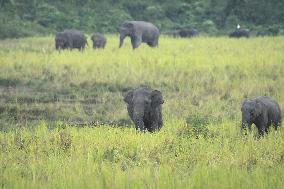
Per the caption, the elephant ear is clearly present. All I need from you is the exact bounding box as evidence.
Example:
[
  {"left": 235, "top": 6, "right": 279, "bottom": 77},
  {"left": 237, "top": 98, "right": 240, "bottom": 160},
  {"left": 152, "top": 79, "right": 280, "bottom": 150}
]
[
  {"left": 241, "top": 99, "right": 249, "bottom": 111},
  {"left": 151, "top": 90, "right": 164, "bottom": 104},
  {"left": 254, "top": 100, "right": 263, "bottom": 117},
  {"left": 123, "top": 22, "right": 135, "bottom": 33},
  {"left": 123, "top": 90, "right": 133, "bottom": 104}
]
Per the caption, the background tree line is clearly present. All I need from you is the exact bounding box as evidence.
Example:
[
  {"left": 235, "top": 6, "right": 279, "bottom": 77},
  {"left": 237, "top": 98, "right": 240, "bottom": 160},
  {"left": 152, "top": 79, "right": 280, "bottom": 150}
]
[{"left": 0, "top": 0, "right": 284, "bottom": 39}]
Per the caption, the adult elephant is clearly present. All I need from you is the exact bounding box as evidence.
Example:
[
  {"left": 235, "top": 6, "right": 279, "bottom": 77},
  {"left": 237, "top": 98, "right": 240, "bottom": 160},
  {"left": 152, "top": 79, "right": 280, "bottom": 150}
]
[
  {"left": 229, "top": 29, "right": 250, "bottom": 38},
  {"left": 241, "top": 96, "right": 282, "bottom": 136},
  {"left": 123, "top": 87, "right": 164, "bottom": 132},
  {"left": 178, "top": 28, "right": 198, "bottom": 38},
  {"left": 55, "top": 29, "right": 87, "bottom": 50},
  {"left": 91, "top": 33, "right": 106, "bottom": 49},
  {"left": 119, "top": 21, "right": 160, "bottom": 49},
  {"left": 256, "top": 31, "right": 268, "bottom": 37}
]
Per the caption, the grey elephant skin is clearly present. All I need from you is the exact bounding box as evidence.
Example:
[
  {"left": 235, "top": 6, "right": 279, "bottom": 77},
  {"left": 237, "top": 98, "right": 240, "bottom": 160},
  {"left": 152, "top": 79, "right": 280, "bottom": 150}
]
[
  {"left": 229, "top": 29, "right": 250, "bottom": 38},
  {"left": 124, "top": 87, "right": 164, "bottom": 132},
  {"left": 164, "top": 29, "right": 198, "bottom": 38},
  {"left": 241, "top": 96, "right": 282, "bottom": 135},
  {"left": 91, "top": 33, "right": 106, "bottom": 49},
  {"left": 256, "top": 31, "right": 268, "bottom": 37},
  {"left": 178, "top": 28, "right": 198, "bottom": 38},
  {"left": 119, "top": 21, "right": 160, "bottom": 49},
  {"left": 55, "top": 29, "right": 87, "bottom": 50}
]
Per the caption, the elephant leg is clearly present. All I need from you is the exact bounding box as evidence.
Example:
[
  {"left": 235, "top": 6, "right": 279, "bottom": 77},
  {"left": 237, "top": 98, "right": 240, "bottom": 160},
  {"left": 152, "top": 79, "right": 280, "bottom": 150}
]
[
  {"left": 119, "top": 34, "right": 126, "bottom": 48},
  {"left": 134, "top": 118, "right": 145, "bottom": 132},
  {"left": 147, "top": 41, "right": 154, "bottom": 47},
  {"left": 247, "top": 124, "right": 252, "bottom": 131},
  {"left": 149, "top": 38, "right": 158, "bottom": 47},
  {"left": 143, "top": 118, "right": 153, "bottom": 132},
  {"left": 131, "top": 36, "right": 141, "bottom": 49},
  {"left": 149, "top": 109, "right": 162, "bottom": 132},
  {"left": 67, "top": 40, "right": 73, "bottom": 50},
  {"left": 257, "top": 123, "right": 267, "bottom": 136},
  {"left": 151, "top": 119, "right": 161, "bottom": 132},
  {"left": 273, "top": 122, "right": 280, "bottom": 130},
  {"left": 157, "top": 111, "right": 163, "bottom": 130}
]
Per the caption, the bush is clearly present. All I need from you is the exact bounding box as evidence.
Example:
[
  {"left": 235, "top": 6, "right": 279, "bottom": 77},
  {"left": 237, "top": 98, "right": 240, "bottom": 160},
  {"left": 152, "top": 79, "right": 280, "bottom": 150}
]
[{"left": 201, "top": 20, "right": 218, "bottom": 35}]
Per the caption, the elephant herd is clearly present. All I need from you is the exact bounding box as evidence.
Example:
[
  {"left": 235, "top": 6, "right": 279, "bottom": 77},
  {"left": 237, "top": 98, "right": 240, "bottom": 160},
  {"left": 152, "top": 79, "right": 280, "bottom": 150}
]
[
  {"left": 54, "top": 20, "right": 282, "bottom": 136},
  {"left": 55, "top": 21, "right": 257, "bottom": 51},
  {"left": 55, "top": 21, "right": 160, "bottom": 50}
]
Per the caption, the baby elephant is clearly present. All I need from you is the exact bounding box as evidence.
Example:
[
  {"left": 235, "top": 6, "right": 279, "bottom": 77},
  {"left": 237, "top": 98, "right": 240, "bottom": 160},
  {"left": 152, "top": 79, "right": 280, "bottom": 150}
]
[
  {"left": 241, "top": 96, "right": 281, "bottom": 135},
  {"left": 91, "top": 33, "right": 106, "bottom": 49},
  {"left": 123, "top": 87, "right": 164, "bottom": 132}
]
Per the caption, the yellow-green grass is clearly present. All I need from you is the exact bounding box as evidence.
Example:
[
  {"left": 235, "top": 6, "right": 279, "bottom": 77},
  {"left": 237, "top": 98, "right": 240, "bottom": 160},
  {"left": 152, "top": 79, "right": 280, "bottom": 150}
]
[{"left": 0, "top": 36, "right": 284, "bottom": 188}]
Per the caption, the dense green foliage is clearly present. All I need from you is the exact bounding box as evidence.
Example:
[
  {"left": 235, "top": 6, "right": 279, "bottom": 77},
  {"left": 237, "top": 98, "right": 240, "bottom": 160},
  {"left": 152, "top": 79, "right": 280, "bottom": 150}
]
[
  {"left": 0, "top": 36, "right": 284, "bottom": 188},
  {"left": 1, "top": 0, "right": 284, "bottom": 38}
]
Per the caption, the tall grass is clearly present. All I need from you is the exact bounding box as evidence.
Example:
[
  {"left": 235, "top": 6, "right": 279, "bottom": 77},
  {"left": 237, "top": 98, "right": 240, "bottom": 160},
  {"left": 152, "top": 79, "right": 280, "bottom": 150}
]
[{"left": 0, "top": 36, "right": 284, "bottom": 188}]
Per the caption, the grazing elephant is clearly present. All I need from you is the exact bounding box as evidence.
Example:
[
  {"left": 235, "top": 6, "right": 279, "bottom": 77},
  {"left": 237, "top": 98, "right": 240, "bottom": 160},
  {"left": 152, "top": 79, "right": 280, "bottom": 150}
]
[
  {"left": 55, "top": 29, "right": 87, "bottom": 50},
  {"left": 119, "top": 21, "right": 160, "bottom": 49},
  {"left": 123, "top": 87, "right": 164, "bottom": 132},
  {"left": 178, "top": 28, "right": 198, "bottom": 38},
  {"left": 229, "top": 29, "right": 250, "bottom": 38},
  {"left": 91, "top": 33, "right": 106, "bottom": 49},
  {"left": 241, "top": 96, "right": 282, "bottom": 135}
]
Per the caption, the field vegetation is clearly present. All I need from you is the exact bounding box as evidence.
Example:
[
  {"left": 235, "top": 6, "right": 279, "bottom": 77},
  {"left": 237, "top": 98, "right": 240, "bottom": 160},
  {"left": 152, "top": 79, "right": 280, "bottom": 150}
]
[{"left": 0, "top": 36, "right": 284, "bottom": 188}]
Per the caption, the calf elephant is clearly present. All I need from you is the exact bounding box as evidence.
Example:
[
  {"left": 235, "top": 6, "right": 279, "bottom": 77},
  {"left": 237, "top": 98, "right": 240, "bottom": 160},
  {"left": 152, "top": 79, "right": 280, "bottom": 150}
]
[
  {"left": 229, "top": 29, "right": 250, "bottom": 38},
  {"left": 55, "top": 29, "right": 87, "bottom": 50},
  {"left": 91, "top": 33, "right": 106, "bottom": 49},
  {"left": 123, "top": 87, "right": 164, "bottom": 132},
  {"left": 241, "top": 96, "right": 282, "bottom": 136},
  {"left": 119, "top": 21, "right": 160, "bottom": 49}
]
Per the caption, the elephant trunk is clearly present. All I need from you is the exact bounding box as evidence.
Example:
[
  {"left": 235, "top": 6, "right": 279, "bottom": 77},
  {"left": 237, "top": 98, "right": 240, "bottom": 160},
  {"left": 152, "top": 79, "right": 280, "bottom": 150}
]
[
  {"left": 133, "top": 107, "right": 145, "bottom": 132},
  {"left": 119, "top": 34, "right": 126, "bottom": 48},
  {"left": 241, "top": 116, "right": 252, "bottom": 132}
]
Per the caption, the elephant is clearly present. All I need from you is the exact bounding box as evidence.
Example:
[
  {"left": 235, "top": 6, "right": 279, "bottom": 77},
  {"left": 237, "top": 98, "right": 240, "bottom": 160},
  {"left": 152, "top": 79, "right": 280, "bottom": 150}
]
[
  {"left": 241, "top": 96, "right": 282, "bottom": 136},
  {"left": 229, "top": 28, "right": 250, "bottom": 38},
  {"left": 163, "top": 30, "right": 180, "bottom": 38},
  {"left": 256, "top": 31, "right": 267, "bottom": 37},
  {"left": 123, "top": 87, "right": 164, "bottom": 132},
  {"left": 178, "top": 28, "right": 198, "bottom": 38},
  {"left": 91, "top": 33, "right": 106, "bottom": 49},
  {"left": 55, "top": 29, "right": 87, "bottom": 50},
  {"left": 119, "top": 21, "right": 160, "bottom": 49}
]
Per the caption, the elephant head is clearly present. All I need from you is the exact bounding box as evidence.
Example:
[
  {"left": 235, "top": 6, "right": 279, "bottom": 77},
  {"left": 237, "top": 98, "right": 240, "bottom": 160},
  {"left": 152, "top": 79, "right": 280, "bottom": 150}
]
[
  {"left": 55, "top": 32, "right": 68, "bottom": 50},
  {"left": 124, "top": 88, "right": 164, "bottom": 131},
  {"left": 241, "top": 99, "right": 262, "bottom": 130},
  {"left": 119, "top": 21, "right": 135, "bottom": 48}
]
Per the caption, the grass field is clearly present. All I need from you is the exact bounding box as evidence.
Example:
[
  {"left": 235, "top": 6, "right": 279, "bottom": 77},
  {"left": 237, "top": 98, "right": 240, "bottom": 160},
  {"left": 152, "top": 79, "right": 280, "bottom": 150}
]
[{"left": 0, "top": 35, "right": 284, "bottom": 188}]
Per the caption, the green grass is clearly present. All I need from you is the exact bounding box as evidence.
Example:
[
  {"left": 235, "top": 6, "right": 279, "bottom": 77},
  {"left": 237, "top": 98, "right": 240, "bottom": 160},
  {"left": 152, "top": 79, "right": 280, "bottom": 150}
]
[{"left": 0, "top": 36, "right": 284, "bottom": 188}]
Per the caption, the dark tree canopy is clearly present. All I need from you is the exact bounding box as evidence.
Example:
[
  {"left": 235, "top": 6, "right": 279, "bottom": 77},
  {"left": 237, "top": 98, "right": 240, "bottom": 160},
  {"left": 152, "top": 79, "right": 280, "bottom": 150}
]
[{"left": 0, "top": 0, "right": 284, "bottom": 38}]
